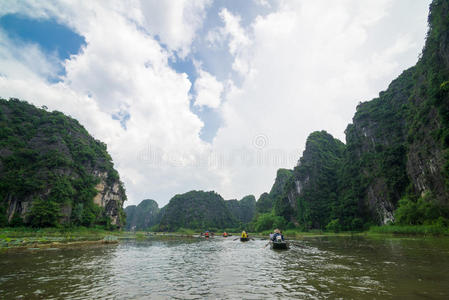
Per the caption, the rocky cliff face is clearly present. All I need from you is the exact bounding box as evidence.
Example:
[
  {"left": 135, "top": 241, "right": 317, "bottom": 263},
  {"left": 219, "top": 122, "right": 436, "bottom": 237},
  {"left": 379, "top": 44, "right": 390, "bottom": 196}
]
[
  {"left": 277, "top": 131, "right": 344, "bottom": 229},
  {"left": 255, "top": 169, "right": 293, "bottom": 216},
  {"left": 342, "top": 69, "right": 413, "bottom": 224},
  {"left": 343, "top": 0, "right": 449, "bottom": 224},
  {"left": 0, "top": 99, "right": 126, "bottom": 227},
  {"left": 265, "top": 0, "right": 449, "bottom": 229},
  {"left": 124, "top": 199, "right": 160, "bottom": 230},
  {"left": 225, "top": 195, "right": 256, "bottom": 224},
  {"left": 405, "top": 0, "right": 449, "bottom": 205}
]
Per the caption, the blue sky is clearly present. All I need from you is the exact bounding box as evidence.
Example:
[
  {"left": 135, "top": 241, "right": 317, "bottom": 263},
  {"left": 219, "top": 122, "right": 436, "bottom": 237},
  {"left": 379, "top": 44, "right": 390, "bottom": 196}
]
[
  {"left": 0, "top": 12, "right": 224, "bottom": 139},
  {"left": 0, "top": 14, "right": 85, "bottom": 60},
  {"left": 0, "top": 0, "right": 432, "bottom": 205}
]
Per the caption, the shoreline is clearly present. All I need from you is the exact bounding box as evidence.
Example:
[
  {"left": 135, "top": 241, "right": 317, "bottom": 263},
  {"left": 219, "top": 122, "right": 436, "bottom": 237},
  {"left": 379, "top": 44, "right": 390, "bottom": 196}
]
[{"left": 2, "top": 227, "right": 448, "bottom": 251}]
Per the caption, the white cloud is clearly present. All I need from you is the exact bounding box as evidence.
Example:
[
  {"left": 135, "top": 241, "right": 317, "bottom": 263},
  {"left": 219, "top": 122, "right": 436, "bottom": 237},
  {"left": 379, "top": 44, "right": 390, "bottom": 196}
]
[
  {"left": 0, "top": 0, "right": 432, "bottom": 205},
  {"left": 0, "top": 1, "right": 215, "bottom": 205},
  {"left": 208, "top": 0, "right": 431, "bottom": 199},
  {"left": 219, "top": 9, "right": 252, "bottom": 75},
  {"left": 139, "top": 0, "right": 211, "bottom": 57},
  {"left": 193, "top": 68, "right": 223, "bottom": 108},
  {"left": 0, "top": 30, "right": 62, "bottom": 81}
]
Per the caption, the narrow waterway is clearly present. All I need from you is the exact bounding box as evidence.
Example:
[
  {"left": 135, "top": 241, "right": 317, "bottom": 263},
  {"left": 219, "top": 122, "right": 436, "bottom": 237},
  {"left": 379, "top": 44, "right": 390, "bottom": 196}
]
[{"left": 1, "top": 235, "right": 449, "bottom": 299}]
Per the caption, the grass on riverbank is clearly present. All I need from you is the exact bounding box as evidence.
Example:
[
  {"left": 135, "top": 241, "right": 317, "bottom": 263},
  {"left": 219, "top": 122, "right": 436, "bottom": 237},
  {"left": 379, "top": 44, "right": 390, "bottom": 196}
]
[
  {"left": 253, "top": 225, "right": 449, "bottom": 238},
  {"left": 368, "top": 224, "right": 449, "bottom": 236},
  {"left": 0, "top": 226, "right": 120, "bottom": 238},
  {"left": 0, "top": 226, "right": 126, "bottom": 250}
]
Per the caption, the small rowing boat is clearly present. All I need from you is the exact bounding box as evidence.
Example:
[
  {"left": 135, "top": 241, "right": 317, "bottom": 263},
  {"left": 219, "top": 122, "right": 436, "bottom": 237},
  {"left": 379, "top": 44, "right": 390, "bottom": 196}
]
[
  {"left": 240, "top": 237, "right": 249, "bottom": 242},
  {"left": 270, "top": 240, "right": 289, "bottom": 250}
]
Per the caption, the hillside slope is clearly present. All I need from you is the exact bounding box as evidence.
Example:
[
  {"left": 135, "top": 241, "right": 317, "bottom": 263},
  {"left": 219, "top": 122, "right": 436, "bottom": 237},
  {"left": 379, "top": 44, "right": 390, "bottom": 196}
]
[
  {"left": 158, "top": 191, "right": 238, "bottom": 231},
  {"left": 264, "top": 0, "right": 449, "bottom": 230},
  {"left": 124, "top": 199, "right": 160, "bottom": 230},
  {"left": 0, "top": 99, "right": 126, "bottom": 228}
]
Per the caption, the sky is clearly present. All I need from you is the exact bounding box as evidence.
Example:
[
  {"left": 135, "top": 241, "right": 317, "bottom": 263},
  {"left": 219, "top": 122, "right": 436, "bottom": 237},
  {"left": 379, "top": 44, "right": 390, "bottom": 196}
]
[{"left": 0, "top": 0, "right": 432, "bottom": 207}]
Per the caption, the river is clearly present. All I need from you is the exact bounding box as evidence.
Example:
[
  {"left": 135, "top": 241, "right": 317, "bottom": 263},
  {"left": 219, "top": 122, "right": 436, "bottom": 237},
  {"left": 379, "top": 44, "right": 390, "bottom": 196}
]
[{"left": 1, "top": 235, "right": 449, "bottom": 299}]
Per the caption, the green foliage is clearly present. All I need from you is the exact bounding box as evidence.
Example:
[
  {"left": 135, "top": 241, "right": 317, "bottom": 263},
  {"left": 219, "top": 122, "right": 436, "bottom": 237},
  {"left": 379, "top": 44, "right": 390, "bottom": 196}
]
[
  {"left": 351, "top": 218, "right": 364, "bottom": 231},
  {"left": 395, "top": 192, "right": 449, "bottom": 225},
  {"left": 124, "top": 199, "right": 160, "bottom": 231},
  {"left": 27, "top": 198, "right": 62, "bottom": 228},
  {"left": 258, "top": 0, "right": 449, "bottom": 232},
  {"left": 291, "top": 131, "right": 345, "bottom": 229},
  {"left": 0, "top": 204, "right": 7, "bottom": 227},
  {"left": 255, "top": 192, "right": 273, "bottom": 214},
  {"left": 158, "top": 191, "right": 239, "bottom": 231},
  {"left": 252, "top": 212, "right": 286, "bottom": 232},
  {"left": 9, "top": 214, "right": 24, "bottom": 227},
  {"left": 325, "top": 219, "right": 341, "bottom": 233},
  {"left": 71, "top": 203, "right": 84, "bottom": 226},
  {"left": 369, "top": 224, "right": 449, "bottom": 236},
  {"left": 224, "top": 195, "right": 256, "bottom": 225},
  {"left": 0, "top": 98, "right": 126, "bottom": 228}
]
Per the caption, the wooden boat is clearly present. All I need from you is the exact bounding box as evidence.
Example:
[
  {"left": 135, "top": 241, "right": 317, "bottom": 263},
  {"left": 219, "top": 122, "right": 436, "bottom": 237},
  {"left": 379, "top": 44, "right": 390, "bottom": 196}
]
[
  {"left": 240, "top": 237, "right": 249, "bottom": 242},
  {"left": 270, "top": 240, "right": 289, "bottom": 250}
]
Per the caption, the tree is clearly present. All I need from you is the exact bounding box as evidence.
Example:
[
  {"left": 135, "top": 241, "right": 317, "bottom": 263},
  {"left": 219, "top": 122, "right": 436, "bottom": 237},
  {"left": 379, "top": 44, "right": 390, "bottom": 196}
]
[{"left": 28, "top": 198, "right": 61, "bottom": 227}]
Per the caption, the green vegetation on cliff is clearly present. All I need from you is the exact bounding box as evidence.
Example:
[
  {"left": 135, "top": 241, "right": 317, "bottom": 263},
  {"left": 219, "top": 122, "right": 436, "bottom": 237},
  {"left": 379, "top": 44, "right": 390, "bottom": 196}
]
[
  {"left": 126, "top": 192, "right": 256, "bottom": 232},
  {"left": 255, "top": 0, "right": 449, "bottom": 233},
  {"left": 0, "top": 99, "right": 126, "bottom": 228},
  {"left": 158, "top": 191, "right": 238, "bottom": 231},
  {"left": 251, "top": 169, "right": 293, "bottom": 231},
  {"left": 224, "top": 195, "right": 256, "bottom": 225},
  {"left": 294, "top": 131, "right": 345, "bottom": 230},
  {"left": 124, "top": 199, "right": 160, "bottom": 231}
]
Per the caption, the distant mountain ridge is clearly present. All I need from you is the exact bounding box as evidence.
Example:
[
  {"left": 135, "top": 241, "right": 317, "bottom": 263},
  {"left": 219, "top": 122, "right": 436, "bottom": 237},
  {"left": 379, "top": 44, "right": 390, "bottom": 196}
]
[
  {"left": 124, "top": 199, "right": 160, "bottom": 231},
  {"left": 125, "top": 191, "right": 256, "bottom": 231},
  {"left": 125, "top": 0, "right": 448, "bottom": 233}
]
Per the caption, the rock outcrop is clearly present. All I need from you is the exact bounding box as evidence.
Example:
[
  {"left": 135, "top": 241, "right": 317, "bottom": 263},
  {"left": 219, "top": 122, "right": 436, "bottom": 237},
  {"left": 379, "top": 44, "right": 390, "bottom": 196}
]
[
  {"left": 124, "top": 199, "right": 160, "bottom": 230},
  {"left": 264, "top": 0, "right": 449, "bottom": 230},
  {"left": 0, "top": 99, "right": 126, "bottom": 227}
]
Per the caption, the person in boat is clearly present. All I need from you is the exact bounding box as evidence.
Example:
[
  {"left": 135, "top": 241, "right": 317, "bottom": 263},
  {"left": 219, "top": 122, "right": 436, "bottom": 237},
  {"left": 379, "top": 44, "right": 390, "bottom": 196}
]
[
  {"left": 271, "top": 229, "right": 284, "bottom": 241},
  {"left": 223, "top": 232, "right": 228, "bottom": 237},
  {"left": 204, "top": 231, "right": 210, "bottom": 238},
  {"left": 241, "top": 231, "right": 248, "bottom": 238}
]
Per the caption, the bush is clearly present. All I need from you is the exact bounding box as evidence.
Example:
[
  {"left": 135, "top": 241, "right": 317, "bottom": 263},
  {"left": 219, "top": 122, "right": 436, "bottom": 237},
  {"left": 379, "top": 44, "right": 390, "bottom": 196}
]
[
  {"left": 28, "top": 198, "right": 62, "bottom": 227},
  {"left": 0, "top": 204, "right": 8, "bottom": 227},
  {"left": 351, "top": 218, "right": 364, "bottom": 231},
  {"left": 395, "top": 192, "right": 448, "bottom": 225},
  {"left": 9, "top": 214, "right": 24, "bottom": 227},
  {"left": 325, "top": 219, "right": 341, "bottom": 233},
  {"left": 252, "top": 213, "right": 286, "bottom": 232}
]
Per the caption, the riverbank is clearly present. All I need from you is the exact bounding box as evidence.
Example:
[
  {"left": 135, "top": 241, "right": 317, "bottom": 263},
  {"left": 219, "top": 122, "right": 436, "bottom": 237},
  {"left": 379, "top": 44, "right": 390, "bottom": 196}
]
[
  {"left": 2, "top": 224, "right": 448, "bottom": 251},
  {"left": 0, "top": 227, "right": 205, "bottom": 251},
  {"left": 0, "top": 227, "right": 125, "bottom": 251}
]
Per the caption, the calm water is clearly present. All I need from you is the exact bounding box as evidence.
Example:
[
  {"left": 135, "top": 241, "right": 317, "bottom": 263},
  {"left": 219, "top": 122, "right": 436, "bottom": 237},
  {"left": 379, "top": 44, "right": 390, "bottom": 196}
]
[{"left": 1, "top": 236, "right": 449, "bottom": 299}]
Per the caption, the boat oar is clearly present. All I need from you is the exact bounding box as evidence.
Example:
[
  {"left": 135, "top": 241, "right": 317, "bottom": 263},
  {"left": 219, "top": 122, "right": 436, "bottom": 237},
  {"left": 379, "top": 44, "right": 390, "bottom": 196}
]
[
  {"left": 233, "top": 237, "right": 240, "bottom": 241},
  {"left": 263, "top": 242, "right": 270, "bottom": 249}
]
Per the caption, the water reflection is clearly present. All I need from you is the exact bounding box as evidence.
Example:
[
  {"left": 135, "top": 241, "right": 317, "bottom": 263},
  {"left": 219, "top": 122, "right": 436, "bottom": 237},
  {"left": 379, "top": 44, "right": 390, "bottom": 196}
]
[{"left": 1, "top": 236, "right": 449, "bottom": 299}]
